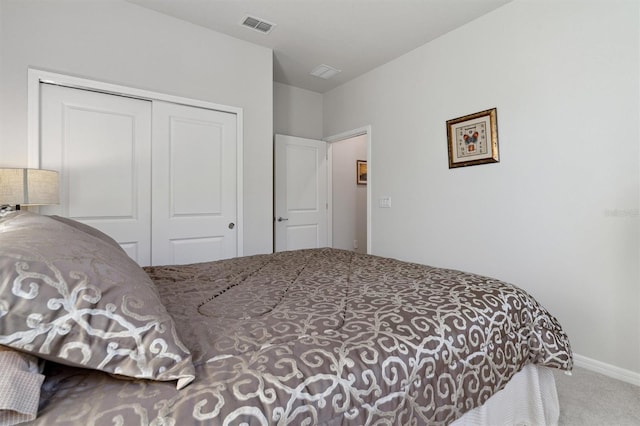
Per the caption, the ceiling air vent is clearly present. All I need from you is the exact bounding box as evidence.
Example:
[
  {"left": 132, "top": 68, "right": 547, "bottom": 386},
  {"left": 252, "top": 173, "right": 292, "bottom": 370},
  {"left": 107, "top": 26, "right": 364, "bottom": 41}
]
[
  {"left": 241, "top": 15, "right": 275, "bottom": 34},
  {"left": 310, "top": 64, "right": 342, "bottom": 80}
]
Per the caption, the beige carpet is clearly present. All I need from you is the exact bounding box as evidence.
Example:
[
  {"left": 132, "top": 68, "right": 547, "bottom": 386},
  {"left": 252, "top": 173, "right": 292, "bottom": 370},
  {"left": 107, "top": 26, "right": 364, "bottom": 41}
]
[{"left": 554, "top": 366, "right": 640, "bottom": 425}]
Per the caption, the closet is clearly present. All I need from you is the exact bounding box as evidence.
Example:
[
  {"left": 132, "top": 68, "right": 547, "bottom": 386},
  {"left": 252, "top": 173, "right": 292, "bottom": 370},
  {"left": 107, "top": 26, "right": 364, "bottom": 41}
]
[{"left": 38, "top": 83, "right": 238, "bottom": 267}]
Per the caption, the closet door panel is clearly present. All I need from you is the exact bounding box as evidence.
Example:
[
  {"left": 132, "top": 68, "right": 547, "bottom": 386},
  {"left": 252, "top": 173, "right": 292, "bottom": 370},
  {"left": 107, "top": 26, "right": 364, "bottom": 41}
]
[
  {"left": 170, "top": 117, "right": 223, "bottom": 215},
  {"left": 39, "top": 84, "right": 152, "bottom": 265},
  {"left": 152, "top": 101, "right": 237, "bottom": 265},
  {"left": 64, "top": 108, "right": 137, "bottom": 218}
]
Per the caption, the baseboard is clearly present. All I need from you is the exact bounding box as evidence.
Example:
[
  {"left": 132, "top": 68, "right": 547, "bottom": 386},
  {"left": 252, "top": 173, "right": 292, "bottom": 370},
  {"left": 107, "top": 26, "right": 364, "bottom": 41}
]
[{"left": 574, "top": 353, "right": 640, "bottom": 387}]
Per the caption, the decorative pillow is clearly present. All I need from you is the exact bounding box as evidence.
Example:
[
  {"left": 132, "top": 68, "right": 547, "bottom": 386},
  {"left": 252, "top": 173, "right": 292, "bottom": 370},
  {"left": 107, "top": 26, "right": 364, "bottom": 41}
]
[
  {"left": 47, "top": 215, "right": 123, "bottom": 252},
  {"left": 0, "top": 345, "right": 44, "bottom": 426},
  {"left": 0, "top": 211, "right": 195, "bottom": 390}
]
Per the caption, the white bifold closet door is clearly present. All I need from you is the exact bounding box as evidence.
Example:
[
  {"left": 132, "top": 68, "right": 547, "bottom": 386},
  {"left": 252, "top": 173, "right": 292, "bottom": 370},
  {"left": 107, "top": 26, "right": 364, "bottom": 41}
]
[
  {"left": 40, "top": 84, "right": 153, "bottom": 264},
  {"left": 151, "top": 101, "right": 237, "bottom": 266},
  {"left": 39, "top": 84, "right": 237, "bottom": 266}
]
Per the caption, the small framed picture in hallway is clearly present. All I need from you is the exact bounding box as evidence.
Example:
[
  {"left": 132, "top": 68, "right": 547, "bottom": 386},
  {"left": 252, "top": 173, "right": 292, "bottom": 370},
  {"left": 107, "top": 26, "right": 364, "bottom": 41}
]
[{"left": 356, "top": 160, "right": 367, "bottom": 185}]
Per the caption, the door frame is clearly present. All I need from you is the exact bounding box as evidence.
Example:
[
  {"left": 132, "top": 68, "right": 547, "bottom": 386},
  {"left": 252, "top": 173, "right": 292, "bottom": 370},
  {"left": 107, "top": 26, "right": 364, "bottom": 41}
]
[
  {"left": 27, "top": 68, "right": 244, "bottom": 256},
  {"left": 325, "top": 125, "right": 372, "bottom": 254}
]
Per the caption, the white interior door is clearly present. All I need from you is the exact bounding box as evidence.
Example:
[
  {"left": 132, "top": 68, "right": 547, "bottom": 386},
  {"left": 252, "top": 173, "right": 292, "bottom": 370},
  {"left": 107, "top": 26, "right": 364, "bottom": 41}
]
[
  {"left": 152, "top": 101, "right": 237, "bottom": 265},
  {"left": 39, "top": 84, "right": 152, "bottom": 265},
  {"left": 274, "top": 134, "right": 328, "bottom": 252}
]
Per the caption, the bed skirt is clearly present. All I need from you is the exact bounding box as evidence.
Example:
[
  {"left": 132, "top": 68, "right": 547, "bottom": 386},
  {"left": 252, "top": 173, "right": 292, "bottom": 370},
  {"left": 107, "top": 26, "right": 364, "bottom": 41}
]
[{"left": 453, "top": 364, "right": 560, "bottom": 426}]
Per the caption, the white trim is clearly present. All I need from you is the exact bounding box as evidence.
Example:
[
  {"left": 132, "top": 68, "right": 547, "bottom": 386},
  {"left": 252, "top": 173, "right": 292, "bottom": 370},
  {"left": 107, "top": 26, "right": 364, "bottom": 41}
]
[
  {"left": 326, "top": 143, "right": 333, "bottom": 248},
  {"left": 235, "top": 109, "right": 244, "bottom": 257},
  {"left": 324, "top": 125, "right": 372, "bottom": 254},
  {"left": 27, "top": 68, "right": 244, "bottom": 256},
  {"left": 323, "top": 126, "right": 369, "bottom": 144},
  {"left": 573, "top": 353, "right": 640, "bottom": 387}
]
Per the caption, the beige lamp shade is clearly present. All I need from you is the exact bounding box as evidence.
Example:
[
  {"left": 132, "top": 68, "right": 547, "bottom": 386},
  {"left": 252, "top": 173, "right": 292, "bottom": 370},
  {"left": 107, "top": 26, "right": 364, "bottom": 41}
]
[{"left": 0, "top": 168, "right": 59, "bottom": 207}]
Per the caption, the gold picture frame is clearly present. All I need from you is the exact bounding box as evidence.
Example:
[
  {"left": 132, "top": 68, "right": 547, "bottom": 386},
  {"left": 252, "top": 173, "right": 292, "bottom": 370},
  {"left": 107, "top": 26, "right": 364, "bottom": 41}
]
[
  {"left": 356, "top": 160, "right": 367, "bottom": 185},
  {"left": 446, "top": 108, "right": 499, "bottom": 168}
]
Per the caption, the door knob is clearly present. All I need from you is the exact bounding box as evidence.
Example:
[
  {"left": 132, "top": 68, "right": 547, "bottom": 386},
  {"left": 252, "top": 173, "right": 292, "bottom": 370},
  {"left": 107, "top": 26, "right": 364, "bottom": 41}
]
[
  {"left": 277, "top": 217, "right": 288, "bottom": 222},
  {"left": 228, "top": 222, "right": 235, "bottom": 229}
]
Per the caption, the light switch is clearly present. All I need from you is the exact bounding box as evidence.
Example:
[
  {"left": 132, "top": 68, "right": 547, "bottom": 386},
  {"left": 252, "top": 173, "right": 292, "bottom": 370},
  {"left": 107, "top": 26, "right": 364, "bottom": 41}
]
[{"left": 379, "top": 196, "right": 391, "bottom": 208}]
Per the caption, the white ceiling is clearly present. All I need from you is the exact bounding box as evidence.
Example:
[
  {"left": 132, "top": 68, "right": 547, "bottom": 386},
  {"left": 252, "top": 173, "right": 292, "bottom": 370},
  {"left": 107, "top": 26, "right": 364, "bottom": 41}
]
[{"left": 126, "top": 0, "right": 512, "bottom": 93}]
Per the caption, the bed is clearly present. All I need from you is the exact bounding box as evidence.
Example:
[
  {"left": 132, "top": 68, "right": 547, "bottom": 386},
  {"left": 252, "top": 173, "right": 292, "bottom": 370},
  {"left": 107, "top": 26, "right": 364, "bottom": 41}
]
[{"left": 0, "top": 211, "right": 572, "bottom": 425}]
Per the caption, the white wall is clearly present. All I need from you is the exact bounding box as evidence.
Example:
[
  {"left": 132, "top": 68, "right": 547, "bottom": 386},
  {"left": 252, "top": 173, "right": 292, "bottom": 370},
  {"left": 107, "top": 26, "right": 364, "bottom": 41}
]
[
  {"left": 274, "top": 82, "right": 323, "bottom": 139},
  {"left": 331, "top": 135, "right": 367, "bottom": 253},
  {"left": 0, "top": 0, "right": 273, "bottom": 255},
  {"left": 324, "top": 0, "right": 640, "bottom": 375},
  {"left": 0, "top": 0, "right": 5, "bottom": 154}
]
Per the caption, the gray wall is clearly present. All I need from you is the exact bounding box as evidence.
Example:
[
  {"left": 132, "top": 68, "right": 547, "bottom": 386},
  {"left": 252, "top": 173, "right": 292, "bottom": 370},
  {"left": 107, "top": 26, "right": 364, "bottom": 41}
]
[
  {"left": 274, "top": 82, "right": 323, "bottom": 140},
  {"left": 0, "top": 0, "right": 274, "bottom": 255},
  {"left": 323, "top": 0, "right": 640, "bottom": 375}
]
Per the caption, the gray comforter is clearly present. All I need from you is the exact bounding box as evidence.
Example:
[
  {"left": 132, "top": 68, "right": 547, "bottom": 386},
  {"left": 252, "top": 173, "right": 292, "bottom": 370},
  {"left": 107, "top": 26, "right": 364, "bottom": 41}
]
[{"left": 34, "top": 248, "right": 572, "bottom": 425}]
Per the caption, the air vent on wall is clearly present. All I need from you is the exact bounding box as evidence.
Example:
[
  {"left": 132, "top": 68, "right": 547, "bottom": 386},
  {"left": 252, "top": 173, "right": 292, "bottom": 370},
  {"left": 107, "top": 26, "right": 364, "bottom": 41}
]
[{"left": 241, "top": 15, "right": 275, "bottom": 34}]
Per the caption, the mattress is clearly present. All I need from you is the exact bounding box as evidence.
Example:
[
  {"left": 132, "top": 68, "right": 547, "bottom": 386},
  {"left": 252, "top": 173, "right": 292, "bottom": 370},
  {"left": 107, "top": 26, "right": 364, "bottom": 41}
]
[
  {"left": 0, "top": 213, "right": 572, "bottom": 425},
  {"left": 28, "top": 248, "right": 571, "bottom": 425}
]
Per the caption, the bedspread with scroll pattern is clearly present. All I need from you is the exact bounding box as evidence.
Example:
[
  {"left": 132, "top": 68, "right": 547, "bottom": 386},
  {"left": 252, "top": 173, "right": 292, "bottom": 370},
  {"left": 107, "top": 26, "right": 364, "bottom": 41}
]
[{"left": 35, "top": 248, "right": 572, "bottom": 425}]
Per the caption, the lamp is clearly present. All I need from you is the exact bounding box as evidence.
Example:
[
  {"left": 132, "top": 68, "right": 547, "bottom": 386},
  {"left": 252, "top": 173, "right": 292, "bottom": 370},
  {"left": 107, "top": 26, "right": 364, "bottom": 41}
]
[{"left": 0, "top": 168, "right": 59, "bottom": 211}]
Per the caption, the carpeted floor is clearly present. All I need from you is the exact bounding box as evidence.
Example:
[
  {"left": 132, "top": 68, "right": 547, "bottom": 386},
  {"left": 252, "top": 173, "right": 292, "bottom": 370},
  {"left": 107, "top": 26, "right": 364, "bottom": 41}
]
[{"left": 554, "top": 366, "right": 640, "bottom": 425}]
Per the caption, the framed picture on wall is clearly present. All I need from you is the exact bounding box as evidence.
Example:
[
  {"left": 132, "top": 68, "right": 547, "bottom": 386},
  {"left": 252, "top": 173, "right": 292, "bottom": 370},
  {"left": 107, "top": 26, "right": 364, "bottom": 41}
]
[
  {"left": 356, "top": 160, "right": 367, "bottom": 185},
  {"left": 446, "top": 108, "right": 500, "bottom": 168}
]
